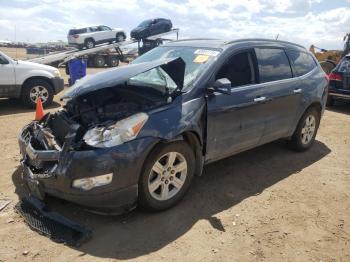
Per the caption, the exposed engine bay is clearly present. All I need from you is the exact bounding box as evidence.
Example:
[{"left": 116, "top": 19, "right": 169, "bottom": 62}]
[
  {"left": 27, "top": 85, "right": 167, "bottom": 151},
  {"left": 64, "top": 85, "right": 163, "bottom": 128}
]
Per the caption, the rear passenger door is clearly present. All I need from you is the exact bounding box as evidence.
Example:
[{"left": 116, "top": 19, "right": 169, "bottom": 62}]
[
  {"left": 254, "top": 48, "right": 302, "bottom": 144},
  {"left": 285, "top": 49, "right": 322, "bottom": 126}
]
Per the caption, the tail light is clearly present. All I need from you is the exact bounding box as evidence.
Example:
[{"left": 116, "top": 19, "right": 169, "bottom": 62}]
[
  {"left": 72, "top": 34, "right": 79, "bottom": 39},
  {"left": 328, "top": 72, "right": 342, "bottom": 81}
]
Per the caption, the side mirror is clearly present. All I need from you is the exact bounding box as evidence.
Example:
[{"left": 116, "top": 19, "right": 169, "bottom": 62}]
[{"left": 210, "top": 78, "right": 232, "bottom": 95}]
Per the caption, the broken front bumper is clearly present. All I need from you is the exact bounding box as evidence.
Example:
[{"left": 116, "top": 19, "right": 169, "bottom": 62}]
[{"left": 18, "top": 124, "right": 157, "bottom": 214}]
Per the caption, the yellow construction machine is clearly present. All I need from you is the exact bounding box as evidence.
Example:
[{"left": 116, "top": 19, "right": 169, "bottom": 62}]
[{"left": 309, "top": 33, "right": 350, "bottom": 74}]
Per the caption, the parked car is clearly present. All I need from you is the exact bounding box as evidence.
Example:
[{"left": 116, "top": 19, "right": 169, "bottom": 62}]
[
  {"left": 0, "top": 51, "right": 64, "bottom": 107},
  {"left": 68, "top": 25, "right": 126, "bottom": 49},
  {"left": 130, "top": 18, "right": 172, "bottom": 40},
  {"left": 18, "top": 39, "right": 328, "bottom": 214},
  {"left": 327, "top": 54, "right": 350, "bottom": 106}
]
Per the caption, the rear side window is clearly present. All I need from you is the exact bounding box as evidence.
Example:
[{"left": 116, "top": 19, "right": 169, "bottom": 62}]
[
  {"left": 286, "top": 50, "right": 317, "bottom": 76},
  {"left": 68, "top": 28, "right": 87, "bottom": 35},
  {"left": 255, "top": 48, "right": 292, "bottom": 83},
  {"left": 0, "top": 54, "right": 8, "bottom": 64}
]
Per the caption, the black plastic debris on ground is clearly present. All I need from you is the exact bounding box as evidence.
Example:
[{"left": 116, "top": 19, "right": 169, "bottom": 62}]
[{"left": 15, "top": 196, "right": 91, "bottom": 247}]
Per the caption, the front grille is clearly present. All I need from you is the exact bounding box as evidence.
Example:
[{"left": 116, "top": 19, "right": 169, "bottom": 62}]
[{"left": 15, "top": 197, "right": 91, "bottom": 247}]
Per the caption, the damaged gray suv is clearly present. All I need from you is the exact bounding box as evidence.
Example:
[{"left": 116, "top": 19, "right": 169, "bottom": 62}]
[{"left": 19, "top": 39, "right": 328, "bottom": 214}]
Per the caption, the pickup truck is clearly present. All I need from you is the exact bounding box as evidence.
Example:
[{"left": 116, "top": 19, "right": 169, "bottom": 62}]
[{"left": 0, "top": 51, "right": 64, "bottom": 107}]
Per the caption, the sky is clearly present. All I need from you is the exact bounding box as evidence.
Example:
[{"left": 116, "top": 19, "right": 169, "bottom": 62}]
[{"left": 0, "top": 0, "right": 349, "bottom": 49}]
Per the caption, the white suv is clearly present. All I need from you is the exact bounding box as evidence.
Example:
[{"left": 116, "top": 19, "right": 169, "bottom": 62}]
[
  {"left": 0, "top": 51, "right": 64, "bottom": 107},
  {"left": 68, "top": 25, "right": 126, "bottom": 49}
]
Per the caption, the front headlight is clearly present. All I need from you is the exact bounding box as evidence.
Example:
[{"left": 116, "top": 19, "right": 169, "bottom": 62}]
[
  {"left": 53, "top": 70, "right": 61, "bottom": 77},
  {"left": 83, "top": 112, "right": 149, "bottom": 148}
]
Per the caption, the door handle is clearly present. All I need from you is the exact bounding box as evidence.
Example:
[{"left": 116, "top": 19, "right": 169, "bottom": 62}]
[
  {"left": 254, "top": 96, "right": 266, "bottom": 102},
  {"left": 293, "top": 88, "right": 302, "bottom": 94}
]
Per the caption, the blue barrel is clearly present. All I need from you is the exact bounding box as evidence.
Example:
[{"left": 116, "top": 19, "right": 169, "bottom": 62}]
[{"left": 68, "top": 59, "right": 87, "bottom": 86}]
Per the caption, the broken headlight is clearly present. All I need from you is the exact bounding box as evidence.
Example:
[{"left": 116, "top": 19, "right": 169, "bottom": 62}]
[{"left": 83, "top": 112, "right": 148, "bottom": 148}]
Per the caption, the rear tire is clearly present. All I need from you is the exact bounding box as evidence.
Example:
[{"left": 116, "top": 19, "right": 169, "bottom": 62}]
[
  {"left": 21, "top": 79, "right": 53, "bottom": 108},
  {"left": 288, "top": 107, "right": 320, "bottom": 152},
  {"left": 85, "top": 39, "right": 95, "bottom": 49},
  {"left": 138, "top": 141, "right": 195, "bottom": 211},
  {"left": 94, "top": 56, "right": 105, "bottom": 67},
  {"left": 116, "top": 33, "right": 125, "bottom": 42},
  {"left": 108, "top": 56, "right": 119, "bottom": 67}
]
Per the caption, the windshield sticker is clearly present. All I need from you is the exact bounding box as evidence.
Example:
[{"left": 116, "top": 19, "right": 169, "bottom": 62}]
[
  {"left": 194, "top": 49, "right": 220, "bottom": 57},
  {"left": 193, "top": 54, "right": 210, "bottom": 64}
]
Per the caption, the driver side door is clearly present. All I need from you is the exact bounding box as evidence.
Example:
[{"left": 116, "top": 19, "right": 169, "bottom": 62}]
[
  {"left": 205, "top": 49, "right": 267, "bottom": 162},
  {"left": 0, "top": 54, "right": 16, "bottom": 97}
]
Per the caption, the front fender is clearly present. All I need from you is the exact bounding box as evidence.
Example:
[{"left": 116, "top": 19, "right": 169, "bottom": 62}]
[
  {"left": 16, "top": 69, "right": 55, "bottom": 86},
  {"left": 140, "top": 96, "right": 205, "bottom": 145}
]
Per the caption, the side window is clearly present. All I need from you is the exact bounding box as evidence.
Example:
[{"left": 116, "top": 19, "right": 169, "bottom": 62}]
[
  {"left": 90, "top": 27, "right": 98, "bottom": 32},
  {"left": 216, "top": 51, "right": 257, "bottom": 87},
  {"left": 0, "top": 54, "right": 8, "bottom": 64},
  {"left": 98, "top": 26, "right": 110, "bottom": 31},
  {"left": 255, "top": 48, "right": 292, "bottom": 83},
  {"left": 286, "top": 50, "right": 317, "bottom": 76}
]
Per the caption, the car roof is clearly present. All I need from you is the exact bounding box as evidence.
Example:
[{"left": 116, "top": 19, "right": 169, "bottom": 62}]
[{"left": 165, "top": 38, "right": 306, "bottom": 51}]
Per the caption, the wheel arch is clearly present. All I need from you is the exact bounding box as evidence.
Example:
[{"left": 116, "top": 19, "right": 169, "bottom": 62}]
[
  {"left": 143, "top": 130, "right": 204, "bottom": 178},
  {"left": 290, "top": 100, "right": 323, "bottom": 138},
  {"left": 116, "top": 32, "right": 126, "bottom": 38},
  {"left": 21, "top": 76, "right": 54, "bottom": 95},
  {"left": 84, "top": 37, "right": 95, "bottom": 44},
  {"left": 305, "top": 101, "right": 322, "bottom": 116}
]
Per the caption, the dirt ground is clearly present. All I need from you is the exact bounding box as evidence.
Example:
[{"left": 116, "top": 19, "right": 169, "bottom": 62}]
[{"left": 0, "top": 48, "right": 349, "bottom": 262}]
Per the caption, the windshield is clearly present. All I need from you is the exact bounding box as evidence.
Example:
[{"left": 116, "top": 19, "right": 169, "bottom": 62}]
[
  {"left": 128, "top": 67, "right": 177, "bottom": 93},
  {"left": 132, "top": 46, "right": 221, "bottom": 91}
]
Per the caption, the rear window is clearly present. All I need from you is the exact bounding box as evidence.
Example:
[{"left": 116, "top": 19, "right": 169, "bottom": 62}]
[
  {"left": 68, "top": 28, "right": 87, "bottom": 35},
  {"left": 255, "top": 48, "right": 292, "bottom": 83},
  {"left": 286, "top": 50, "right": 317, "bottom": 76}
]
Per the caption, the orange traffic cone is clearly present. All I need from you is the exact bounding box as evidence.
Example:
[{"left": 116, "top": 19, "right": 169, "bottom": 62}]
[{"left": 35, "top": 96, "right": 44, "bottom": 121}]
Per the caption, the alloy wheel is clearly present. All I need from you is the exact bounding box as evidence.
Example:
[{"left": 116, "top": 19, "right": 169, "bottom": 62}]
[
  {"left": 29, "top": 85, "right": 49, "bottom": 103},
  {"left": 86, "top": 40, "right": 94, "bottom": 49},
  {"left": 301, "top": 115, "right": 316, "bottom": 145},
  {"left": 147, "top": 152, "right": 188, "bottom": 201},
  {"left": 117, "top": 34, "right": 124, "bottom": 42}
]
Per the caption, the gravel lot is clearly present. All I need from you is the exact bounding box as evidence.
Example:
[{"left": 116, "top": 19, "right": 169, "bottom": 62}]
[{"left": 0, "top": 48, "right": 349, "bottom": 262}]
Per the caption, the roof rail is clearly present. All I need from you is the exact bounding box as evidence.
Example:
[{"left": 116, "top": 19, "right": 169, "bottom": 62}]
[
  {"left": 224, "top": 38, "right": 306, "bottom": 49},
  {"left": 174, "top": 38, "right": 221, "bottom": 42}
]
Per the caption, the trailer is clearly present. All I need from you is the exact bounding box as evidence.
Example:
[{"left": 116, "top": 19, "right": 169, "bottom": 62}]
[{"left": 28, "top": 29, "right": 179, "bottom": 68}]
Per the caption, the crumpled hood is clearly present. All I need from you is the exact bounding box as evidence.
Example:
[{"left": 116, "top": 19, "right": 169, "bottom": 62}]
[{"left": 62, "top": 57, "right": 185, "bottom": 99}]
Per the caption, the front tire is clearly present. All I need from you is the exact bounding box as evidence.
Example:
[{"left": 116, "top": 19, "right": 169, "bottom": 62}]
[
  {"left": 21, "top": 79, "right": 53, "bottom": 108},
  {"left": 138, "top": 141, "right": 195, "bottom": 211},
  {"left": 288, "top": 107, "right": 320, "bottom": 151}
]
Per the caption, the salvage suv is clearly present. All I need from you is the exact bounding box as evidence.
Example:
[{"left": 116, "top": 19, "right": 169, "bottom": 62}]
[
  {"left": 0, "top": 51, "right": 64, "bottom": 107},
  {"left": 68, "top": 25, "right": 126, "bottom": 49},
  {"left": 18, "top": 39, "right": 328, "bottom": 214}
]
